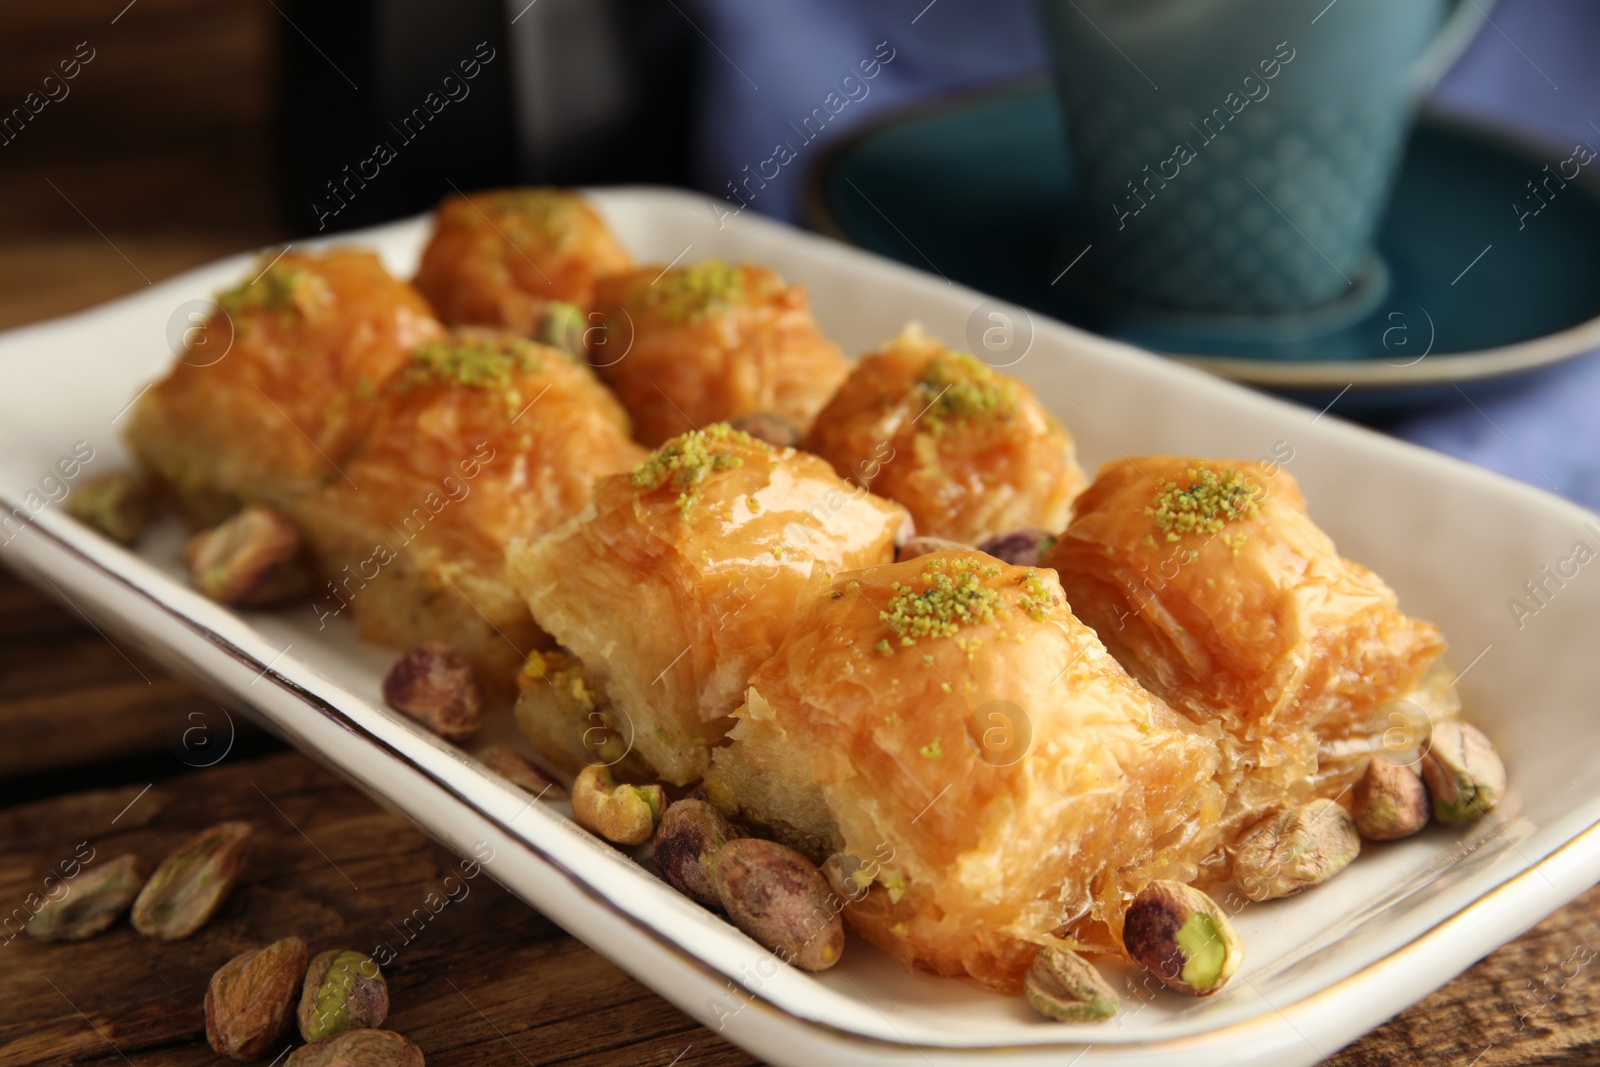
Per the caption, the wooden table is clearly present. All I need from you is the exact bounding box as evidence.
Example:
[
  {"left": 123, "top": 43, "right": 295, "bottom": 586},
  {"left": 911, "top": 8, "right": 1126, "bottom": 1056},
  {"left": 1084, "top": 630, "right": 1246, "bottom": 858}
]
[{"left": 1, "top": 12, "right": 1597, "bottom": 1047}]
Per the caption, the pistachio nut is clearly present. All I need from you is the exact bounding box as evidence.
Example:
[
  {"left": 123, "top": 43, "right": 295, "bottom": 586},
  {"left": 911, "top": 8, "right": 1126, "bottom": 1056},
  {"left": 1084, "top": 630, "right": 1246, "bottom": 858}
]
[
  {"left": 713, "top": 837, "right": 843, "bottom": 972},
  {"left": 26, "top": 854, "right": 147, "bottom": 941},
  {"left": 66, "top": 471, "right": 153, "bottom": 544},
  {"left": 653, "top": 799, "right": 735, "bottom": 906},
  {"left": 1352, "top": 758, "right": 1431, "bottom": 840},
  {"left": 298, "top": 949, "right": 389, "bottom": 1043},
  {"left": 1123, "top": 880, "right": 1243, "bottom": 996},
  {"left": 976, "top": 528, "right": 1057, "bottom": 568},
  {"left": 1023, "top": 943, "right": 1119, "bottom": 1023},
  {"left": 1234, "top": 799, "right": 1361, "bottom": 902},
  {"left": 1420, "top": 721, "right": 1506, "bottom": 823},
  {"left": 185, "top": 505, "right": 310, "bottom": 605},
  {"left": 205, "top": 936, "right": 310, "bottom": 1061},
  {"left": 131, "top": 820, "right": 253, "bottom": 939},
  {"left": 535, "top": 300, "right": 588, "bottom": 358},
  {"left": 895, "top": 535, "right": 970, "bottom": 563},
  {"left": 479, "top": 745, "right": 566, "bottom": 800},
  {"left": 381, "top": 644, "right": 486, "bottom": 740},
  {"left": 286, "top": 1029, "right": 425, "bottom": 1067},
  {"left": 571, "top": 765, "right": 666, "bottom": 846},
  {"left": 728, "top": 411, "right": 801, "bottom": 449}
]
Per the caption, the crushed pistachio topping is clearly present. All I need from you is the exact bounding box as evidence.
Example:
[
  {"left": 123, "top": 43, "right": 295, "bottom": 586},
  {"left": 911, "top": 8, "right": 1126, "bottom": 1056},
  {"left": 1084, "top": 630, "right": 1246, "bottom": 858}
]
[
  {"left": 920, "top": 740, "right": 944, "bottom": 759},
  {"left": 1146, "top": 467, "right": 1263, "bottom": 542},
  {"left": 408, "top": 335, "right": 541, "bottom": 390},
  {"left": 631, "top": 423, "right": 753, "bottom": 518},
  {"left": 880, "top": 558, "right": 1005, "bottom": 645},
  {"left": 875, "top": 638, "right": 893, "bottom": 657},
  {"left": 519, "top": 650, "right": 597, "bottom": 711},
  {"left": 641, "top": 259, "right": 752, "bottom": 321},
  {"left": 481, "top": 189, "right": 580, "bottom": 246},
  {"left": 912, "top": 351, "right": 1017, "bottom": 430},
  {"left": 1018, "top": 568, "right": 1056, "bottom": 621},
  {"left": 216, "top": 261, "right": 320, "bottom": 322}
]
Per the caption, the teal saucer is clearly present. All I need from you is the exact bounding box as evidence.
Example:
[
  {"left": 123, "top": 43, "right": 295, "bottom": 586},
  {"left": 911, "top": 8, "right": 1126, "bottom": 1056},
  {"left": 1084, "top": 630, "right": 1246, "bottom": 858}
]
[{"left": 807, "top": 87, "right": 1600, "bottom": 407}]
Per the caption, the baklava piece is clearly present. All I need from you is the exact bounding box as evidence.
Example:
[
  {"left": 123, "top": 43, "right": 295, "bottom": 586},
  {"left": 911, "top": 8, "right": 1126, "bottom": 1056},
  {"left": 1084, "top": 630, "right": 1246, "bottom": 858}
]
[
  {"left": 126, "top": 248, "right": 444, "bottom": 522},
  {"left": 704, "top": 550, "right": 1224, "bottom": 990},
  {"left": 1043, "top": 457, "right": 1452, "bottom": 853},
  {"left": 414, "top": 187, "right": 633, "bottom": 335},
  {"left": 507, "top": 424, "right": 907, "bottom": 784},
  {"left": 588, "top": 261, "right": 850, "bottom": 446},
  {"left": 804, "top": 325, "right": 1087, "bottom": 544}
]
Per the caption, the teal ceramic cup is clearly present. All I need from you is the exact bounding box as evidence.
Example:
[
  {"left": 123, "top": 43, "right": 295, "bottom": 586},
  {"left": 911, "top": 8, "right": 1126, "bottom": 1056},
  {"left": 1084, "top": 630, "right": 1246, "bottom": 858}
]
[{"left": 1036, "top": 0, "right": 1477, "bottom": 319}]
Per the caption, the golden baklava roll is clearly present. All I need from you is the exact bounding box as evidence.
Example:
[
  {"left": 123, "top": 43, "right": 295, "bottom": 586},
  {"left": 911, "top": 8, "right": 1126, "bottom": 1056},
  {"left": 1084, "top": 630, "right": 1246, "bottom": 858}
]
[
  {"left": 414, "top": 188, "right": 634, "bottom": 335},
  {"left": 507, "top": 424, "right": 907, "bottom": 784},
  {"left": 588, "top": 261, "right": 850, "bottom": 446},
  {"left": 803, "top": 325, "right": 1087, "bottom": 544},
  {"left": 1043, "top": 457, "right": 1452, "bottom": 850},
  {"left": 704, "top": 550, "right": 1225, "bottom": 991},
  {"left": 126, "top": 249, "right": 444, "bottom": 521},
  {"left": 302, "top": 329, "right": 645, "bottom": 689}
]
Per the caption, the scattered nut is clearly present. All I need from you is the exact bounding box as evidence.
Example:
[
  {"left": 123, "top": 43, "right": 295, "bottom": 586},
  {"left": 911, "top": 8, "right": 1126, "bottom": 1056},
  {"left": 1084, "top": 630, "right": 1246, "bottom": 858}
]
[
  {"left": 976, "top": 528, "right": 1056, "bottom": 568},
  {"left": 287, "top": 1028, "right": 424, "bottom": 1067},
  {"left": 1421, "top": 720, "right": 1506, "bottom": 822},
  {"left": 571, "top": 765, "right": 666, "bottom": 846},
  {"left": 185, "top": 505, "right": 310, "bottom": 605},
  {"left": 1123, "top": 880, "right": 1243, "bottom": 997},
  {"left": 479, "top": 745, "right": 566, "bottom": 799},
  {"left": 299, "top": 949, "right": 389, "bottom": 1043},
  {"left": 131, "top": 820, "right": 253, "bottom": 939},
  {"left": 382, "top": 644, "right": 486, "bottom": 740},
  {"left": 1024, "top": 943, "right": 1119, "bottom": 1023},
  {"left": 26, "top": 854, "right": 146, "bottom": 941},
  {"left": 206, "top": 936, "right": 310, "bottom": 1061},
  {"left": 728, "top": 412, "right": 801, "bottom": 449},
  {"left": 895, "top": 535, "right": 969, "bottom": 563},
  {"left": 653, "top": 799, "right": 735, "bottom": 906},
  {"left": 535, "top": 300, "right": 587, "bottom": 357},
  {"left": 712, "top": 837, "right": 843, "bottom": 971},
  {"left": 66, "top": 471, "right": 153, "bottom": 544},
  {"left": 1233, "top": 799, "right": 1361, "bottom": 902},
  {"left": 1353, "top": 759, "right": 1431, "bottom": 840}
]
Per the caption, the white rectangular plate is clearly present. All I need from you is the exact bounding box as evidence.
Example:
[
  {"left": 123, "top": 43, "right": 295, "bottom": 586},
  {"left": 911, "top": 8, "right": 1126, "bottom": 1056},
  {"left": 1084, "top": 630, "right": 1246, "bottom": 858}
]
[{"left": 3, "top": 187, "right": 1598, "bottom": 1067}]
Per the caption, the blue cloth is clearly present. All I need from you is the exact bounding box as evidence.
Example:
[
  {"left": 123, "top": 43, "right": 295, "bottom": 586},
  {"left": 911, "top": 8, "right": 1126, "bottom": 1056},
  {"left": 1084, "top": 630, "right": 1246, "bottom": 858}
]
[{"left": 684, "top": 0, "right": 1600, "bottom": 512}]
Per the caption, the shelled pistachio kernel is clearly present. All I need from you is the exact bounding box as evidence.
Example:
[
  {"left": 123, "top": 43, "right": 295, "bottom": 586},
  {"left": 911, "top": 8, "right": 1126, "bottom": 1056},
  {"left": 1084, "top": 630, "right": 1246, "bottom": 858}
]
[
  {"left": 1123, "top": 881, "right": 1243, "bottom": 997},
  {"left": 298, "top": 949, "right": 389, "bottom": 1042},
  {"left": 712, "top": 837, "right": 843, "bottom": 972},
  {"left": 653, "top": 798, "right": 735, "bottom": 906},
  {"left": 66, "top": 470, "right": 153, "bottom": 544},
  {"left": 1420, "top": 721, "right": 1507, "bottom": 822},
  {"left": 1024, "top": 944, "right": 1119, "bottom": 1023},
  {"left": 1352, "top": 758, "right": 1431, "bottom": 840},
  {"left": 287, "top": 1029, "right": 424, "bottom": 1067},
  {"left": 185, "top": 504, "right": 309, "bottom": 605},
  {"left": 572, "top": 765, "right": 666, "bottom": 846},
  {"left": 26, "top": 854, "right": 146, "bottom": 941},
  {"left": 1233, "top": 799, "right": 1361, "bottom": 902},
  {"left": 206, "top": 936, "right": 310, "bottom": 1061},
  {"left": 131, "top": 820, "right": 253, "bottom": 940}
]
